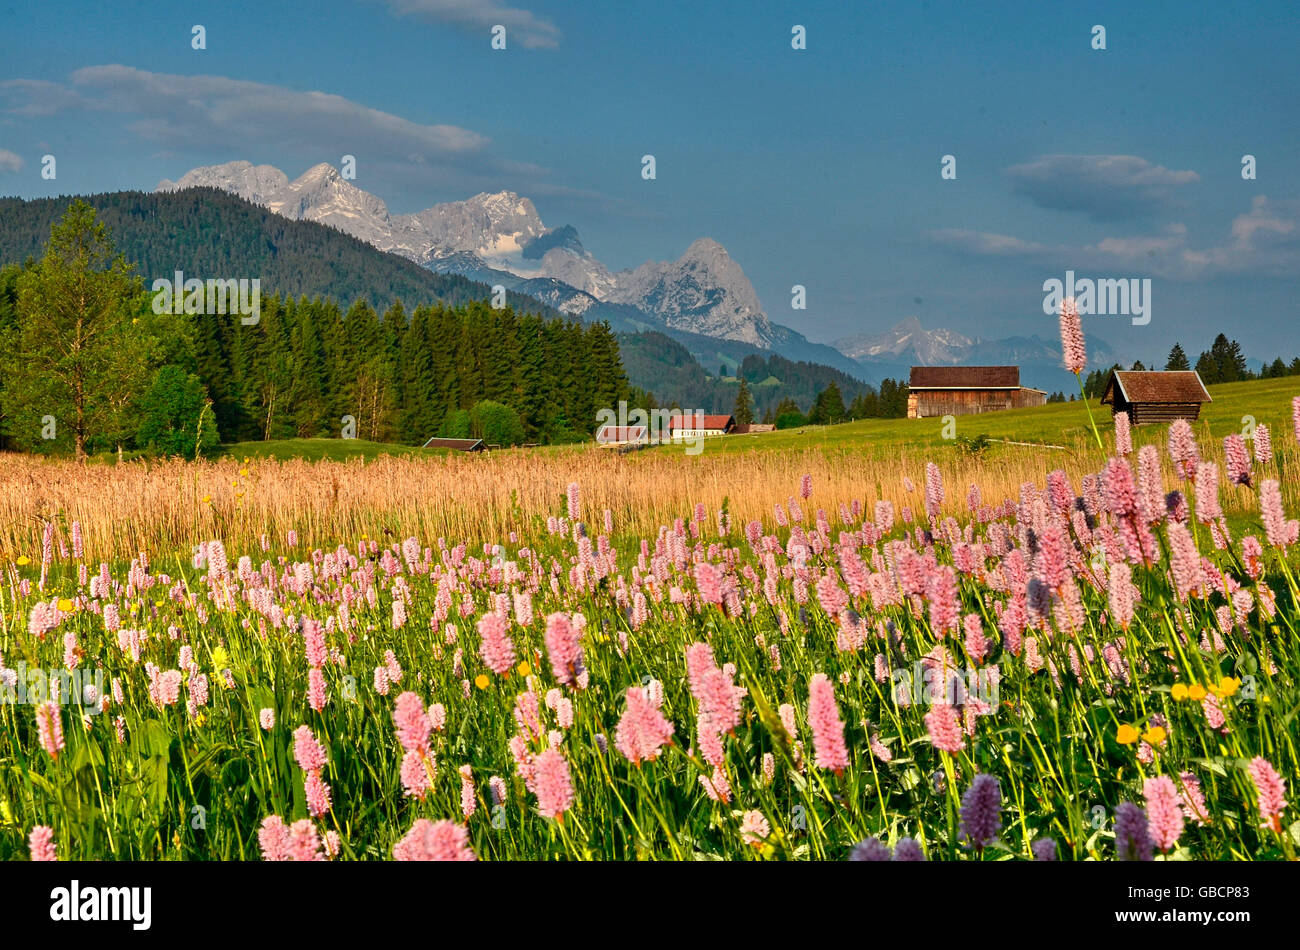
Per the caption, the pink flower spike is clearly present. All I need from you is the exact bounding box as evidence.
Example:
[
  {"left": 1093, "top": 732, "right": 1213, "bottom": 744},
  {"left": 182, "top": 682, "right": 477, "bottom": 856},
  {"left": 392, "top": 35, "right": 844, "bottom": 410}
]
[
  {"left": 1058, "top": 297, "right": 1086, "bottom": 374},
  {"left": 1142, "top": 775, "right": 1185, "bottom": 853},
  {"left": 533, "top": 747, "right": 575, "bottom": 820},
  {"left": 807, "top": 673, "right": 849, "bottom": 775},
  {"left": 28, "top": 825, "right": 57, "bottom": 862},
  {"left": 393, "top": 819, "right": 476, "bottom": 861},
  {"left": 1248, "top": 756, "right": 1288, "bottom": 832}
]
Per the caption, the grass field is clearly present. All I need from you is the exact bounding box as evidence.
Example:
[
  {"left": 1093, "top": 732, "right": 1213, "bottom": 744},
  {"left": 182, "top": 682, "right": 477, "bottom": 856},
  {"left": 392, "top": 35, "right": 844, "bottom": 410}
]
[
  {"left": 1, "top": 377, "right": 1298, "bottom": 861},
  {"left": 1, "top": 378, "right": 1296, "bottom": 566},
  {"left": 222, "top": 439, "right": 453, "bottom": 463},
  {"left": 697, "top": 377, "right": 1299, "bottom": 456},
  {"left": 205, "top": 378, "right": 1299, "bottom": 463}
]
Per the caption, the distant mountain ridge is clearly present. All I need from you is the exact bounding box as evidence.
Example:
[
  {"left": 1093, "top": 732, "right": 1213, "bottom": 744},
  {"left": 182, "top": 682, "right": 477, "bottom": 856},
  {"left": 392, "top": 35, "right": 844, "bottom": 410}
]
[
  {"left": 0, "top": 188, "right": 870, "bottom": 412},
  {"left": 835, "top": 315, "right": 1120, "bottom": 393},
  {"left": 0, "top": 188, "right": 554, "bottom": 319},
  {"left": 156, "top": 161, "right": 867, "bottom": 375}
]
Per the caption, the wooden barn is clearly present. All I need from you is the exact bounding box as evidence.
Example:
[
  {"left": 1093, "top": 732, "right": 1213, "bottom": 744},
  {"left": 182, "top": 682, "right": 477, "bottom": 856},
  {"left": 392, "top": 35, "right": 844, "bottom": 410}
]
[
  {"left": 906, "top": 366, "right": 1047, "bottom": 419},
  {"left": 1100, "top": 370, "right": 1211, "bottom": 424}
]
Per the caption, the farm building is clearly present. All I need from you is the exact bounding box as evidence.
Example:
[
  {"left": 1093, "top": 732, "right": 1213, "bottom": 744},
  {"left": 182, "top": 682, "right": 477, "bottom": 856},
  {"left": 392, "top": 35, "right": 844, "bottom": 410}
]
[
  {"left": 1100, "top": 370, "right": 1211, "bottom": 424},
  {"left": 667, "top": 413, "right": 735, "bottom": 439},
  {"left": 420, "top": 437, "right": 485, "bottom": 451},
  {"left": 594, "top": 424, "right": 649, "bottom": 446},
  {"left": 733, "top": 423, "right": 776, "bottom": 435},
  {"left": 906, "top": 366, "right": 1047, "bottom": 419}
]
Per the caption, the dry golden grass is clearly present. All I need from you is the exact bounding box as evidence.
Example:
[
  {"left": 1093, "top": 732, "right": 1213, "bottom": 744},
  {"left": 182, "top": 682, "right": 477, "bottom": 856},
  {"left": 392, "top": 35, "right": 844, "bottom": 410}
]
[{"left": 1, "top": 429, "right": 1287, "bottom": 565}]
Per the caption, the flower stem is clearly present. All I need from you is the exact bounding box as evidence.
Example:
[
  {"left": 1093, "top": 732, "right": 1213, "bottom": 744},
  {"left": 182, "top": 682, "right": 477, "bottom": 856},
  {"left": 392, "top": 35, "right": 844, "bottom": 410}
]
[{"left": 1077, "top": 371, "right": 1106, "bottom": 452}]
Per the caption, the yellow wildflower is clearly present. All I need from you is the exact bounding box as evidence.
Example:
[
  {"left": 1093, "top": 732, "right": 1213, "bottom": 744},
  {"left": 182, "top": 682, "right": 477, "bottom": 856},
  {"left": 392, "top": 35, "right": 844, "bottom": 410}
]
[{"left": 1215, "top": 677, "right": 1240, "bottom": 698}]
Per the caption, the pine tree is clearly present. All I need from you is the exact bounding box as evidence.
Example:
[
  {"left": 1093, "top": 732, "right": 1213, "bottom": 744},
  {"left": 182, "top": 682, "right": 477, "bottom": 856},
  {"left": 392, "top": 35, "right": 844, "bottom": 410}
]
[
  {"left": 733, "top": 377, "right": 755, "bottom": 425},
  {"left": 289, "top": 299, "right": 331, "bottom": 437},
  {"left": 1194, "top": 349, "right": 1217, "bottom": 384},
  {"left": 250, "top": 294, "right": 296, "bottom": 440},
  {"left": 808, "top": 381, "right": 846, "bottom": 425},
  {"left": 399, "top": 305, "right": 440, "bottom": 443},
  {"left": 1165, "top": 342, "right": 1190, "bottom": 371},
  {"left": 1214, "top": 334, "right": 1245, "bottom": 382},
  {"left": 514, "top": 314, "right": 546, "bottom": 439}
]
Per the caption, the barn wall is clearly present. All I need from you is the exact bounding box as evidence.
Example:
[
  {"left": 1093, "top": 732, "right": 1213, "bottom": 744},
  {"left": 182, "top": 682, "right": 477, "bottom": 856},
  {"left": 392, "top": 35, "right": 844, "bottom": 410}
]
[
  {"left": 912, "top": 390, "right": 1017, "bottom": 418},
  {"left": 1129, "top": 403, "right": 1202, "bottom": 425},
  {"left": 1012, "top": 389, "right": 1047, "bottom": 409}
]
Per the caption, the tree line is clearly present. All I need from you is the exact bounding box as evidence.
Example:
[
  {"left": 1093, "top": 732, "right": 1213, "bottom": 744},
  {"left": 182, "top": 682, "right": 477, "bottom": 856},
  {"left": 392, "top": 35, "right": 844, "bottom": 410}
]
[
  {"left": 1081, "top": 334, "right": 1300, "bottom": 397},
  {"left": 730, "top": 377, "right": 909, "bottom": 428},
  {"left": 0, "top": 201, "right": 638, "bottom": 457}
]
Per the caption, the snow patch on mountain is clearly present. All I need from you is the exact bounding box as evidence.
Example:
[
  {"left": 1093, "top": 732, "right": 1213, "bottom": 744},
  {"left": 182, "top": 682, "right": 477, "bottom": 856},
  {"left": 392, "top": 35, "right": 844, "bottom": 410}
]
[
  {"left": 605, "top": 239, "right": 775, "bottom": 346},
  {"left": 834, "top": 316, "right": 974, "bottom": 364},
  {"left": 158, "top": 161, "right": 776, "bottom": 347}
]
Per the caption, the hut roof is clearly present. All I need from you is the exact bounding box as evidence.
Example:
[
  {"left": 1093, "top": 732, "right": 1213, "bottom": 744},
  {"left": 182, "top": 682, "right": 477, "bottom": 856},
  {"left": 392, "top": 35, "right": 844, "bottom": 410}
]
[
  {"left": 908, "top": 366, "right": 1021, "bottom": 389},
  {"left": 1101, "top": 371, "right": 1211, "bottom": 406},
  {"left": 420, "top": 437, "right": 485, "bottom": 451},
  {"left": 595, "top": 425, "right": 648, "bottom": 443}
]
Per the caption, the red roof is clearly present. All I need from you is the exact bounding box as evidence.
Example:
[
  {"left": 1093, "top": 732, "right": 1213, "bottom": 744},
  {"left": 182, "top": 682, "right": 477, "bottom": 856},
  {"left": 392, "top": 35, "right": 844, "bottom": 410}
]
[
  {"left": 908, "top": 366, "right": 1021, "bottom": 389},
  {"left": 667, "top": 414, "right": 734, "bottom": 432}
]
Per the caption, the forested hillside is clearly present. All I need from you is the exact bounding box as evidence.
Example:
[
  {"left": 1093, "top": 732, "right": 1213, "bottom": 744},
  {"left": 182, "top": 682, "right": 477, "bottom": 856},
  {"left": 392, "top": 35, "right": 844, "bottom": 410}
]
[
  {"left": 0, "top": 188, "right": 552, "bottom": 317},
  {"left": 191, "top": 294, "right": 635, "bottom": 446},
  {"left": 618, "top": 330, "right": 902, "bottom": 418},
  {"left": 0, "top": 202, "right": 638, "bottom": 455}
]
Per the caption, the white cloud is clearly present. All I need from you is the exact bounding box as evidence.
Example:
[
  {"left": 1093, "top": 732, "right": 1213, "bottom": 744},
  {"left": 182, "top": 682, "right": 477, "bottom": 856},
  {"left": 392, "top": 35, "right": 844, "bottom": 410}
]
[
  {"left": 926, "top": 229, "right": 1055, "bottom": 257},
  {"left": 927, "top": 198, "right": 1300, "bottom": 281},
  {"left": 66, "top": 65, "right": 488, "bottom": 156},
  {"left": 375, "top": 0, "right": 561, "bottom": 48},
  {"left": 1008, "top": 154, "right": 1200, "bottom": 220},
  {"left": 0, "top": 148, "right": 23, "bottom": 173},
  {"left": 0, "top": 66, "right": 533, "bottom": 194}
]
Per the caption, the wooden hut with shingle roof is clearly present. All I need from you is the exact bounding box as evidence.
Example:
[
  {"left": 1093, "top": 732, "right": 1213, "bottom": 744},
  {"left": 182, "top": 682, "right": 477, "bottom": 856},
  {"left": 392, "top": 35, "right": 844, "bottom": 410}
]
[
  {"left": 1099, "top": 370, "right": 1211, "bottom": 425},
  {"left": 906, "top": 366, "right": 1046, "bottom": 418}
]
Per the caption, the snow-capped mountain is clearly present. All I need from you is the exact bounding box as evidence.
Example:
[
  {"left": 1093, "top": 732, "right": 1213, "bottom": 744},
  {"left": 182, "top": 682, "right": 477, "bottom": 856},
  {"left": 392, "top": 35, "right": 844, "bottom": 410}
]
[
  {"left": 832, "top": 316, "right": 1119, "bottom": 393},
  {"left": 158, "top": 160, "right": 548, "bottom": 265},
  {"left": 397, "top": 190, "right": 547, "bottom": 262},
  {"left": 836, "top": 315, "right": 1117, "bottom": 367},
  {"left": 155, "top": 161, "right": 775, "bottom": 347},
  {"left": 835, "top": 316, "right": 973, "bottom": 365},
  {"left": 157, "top": 161, "right": 290, "bottom": 206},
  {"left": 605, "top": 238, "right": 776, "bottom": 347},
  {"left": 536, "top": 245, "right": 616, "bottom": 299}
]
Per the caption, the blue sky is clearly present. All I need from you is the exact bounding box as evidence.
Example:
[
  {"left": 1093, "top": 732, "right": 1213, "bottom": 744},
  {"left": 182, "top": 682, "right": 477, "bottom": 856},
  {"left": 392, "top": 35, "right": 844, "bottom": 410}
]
[{"left": 2, "top": 0, "right": 1298, "bottom": 364}]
